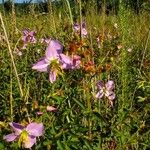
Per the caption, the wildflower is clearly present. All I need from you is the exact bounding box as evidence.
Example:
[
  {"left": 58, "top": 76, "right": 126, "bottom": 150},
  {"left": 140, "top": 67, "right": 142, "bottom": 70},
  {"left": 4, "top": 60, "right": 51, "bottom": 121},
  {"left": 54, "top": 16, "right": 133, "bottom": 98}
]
[
  {"left": 22, "top": 29, "right": 36, "bottom": 49},
  {"left": 22, "top": 29, "right": 36, "bottom": 43},
  {"left": 96, "top": 80, "right": 115, "bottom": 106},
  {"left": 117, "top": 44, "right": 123, "bottom": 50},
  {"left": 46, "top": 106, "right": 57, "bottom": 112},
  {"left": 58, "top": 54, "right": 81, "bottom": 69},
  {"left": 36, "top": 49, "right": 41, "bottom": 54},
  {"left": 71, "top": 55, "right": 81, "bottom": 69},
  {"left": 96, "top": 36, "right": 100, "bottom": 42},
  {"left": 36, "top": 111, "right": 43, "bottom": 115},
  {"left": 32, "top": 40, "right": 76, "bottom": 83},
  {"left": 73, "top": 23, "right": 80, "bottom": 31},
  {"left": 114, "top": 23, "right": 118, "bottom": 29},
  {"left": 3, "top": 122, "right": 44, "bottom": 148},
  {"left": 96, "top": 35, "right": 104, "bottom": 49},
  {"left": 73, "top": 22, "right": 87, "bottom": 36},
  {"left": 96, "top": 36, "right": 101, "bottom": 48},
  {"left": 40, "top": 38, "right": 51, "bottom": 45},
  {"left": 127, "top": 48, "right": 132, "bottom": 52},
  {"left": 13, "top": 48, "right": 23, "bottom": 56}
]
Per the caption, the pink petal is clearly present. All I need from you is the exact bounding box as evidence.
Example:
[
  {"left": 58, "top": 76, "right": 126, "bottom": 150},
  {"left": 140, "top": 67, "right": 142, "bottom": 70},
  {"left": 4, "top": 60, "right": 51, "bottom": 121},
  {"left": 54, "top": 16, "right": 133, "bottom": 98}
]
[
  {"left": 105, "top": 91, "right": 115, "bottom": 100},
  {"left": 47, "top": 106, "right": 57, "bottom": 112},
  {"left": 3, "top": 133, "right": 17, "bottom": 142},
  {"left": 32, "top": 57, "right": 48, "bottom": 72},
  {"left": 9, "top": 122, "right": 24, "bottom": 135},
  {"left": 96, "top": 90, "right": 104, "bottom": 99},
  {"left": 60, "top": 54, "right": 73, "bottom": 69},
  {"left": 73, "top": 23, "right": 80, "bottom": 31},
  {"left": 26, "top": 123, "right": 44, "bottom": 137},
  {"left": 81, "top": 28, "right": 87, "bottom": 36},
  {"left": 72, "top": 55, "right": 81, "bottom": 69},
  {"left": 23, "top": 29, "right": 29, "bottom": 35},
  {"left": 49, "top": 70, "right": 57, "bottom": 83},
  {"left": 105, "top": 80, "right": 115, "bottom": 91},
  {"left": 60, "top": 54, "right": 81, "bottom": 69},
  {"left": 82, "top": 22, "right": 86, "bottom": 28},
  {"left": 109, "top": 100, "right": 114, "bottom": 107},
  {"left": 30, "top": 37, "right": 36, "bottom": 43},
  {"left": 46, "top": 40, "right": 63, "bottom": 59},
  {"left": 22, "top": 43, "right": 27, "bottom": 49},
  {"left": 29, "top": 31, "right": 35, "bottom": 36},
  {"left": 44, "top": 38, "right": 51, "bottom": 44},
  {"left": 24, "top": 135, "right": 36, "bottom": 148},
  {"left": 61, "top": 62, "right": 68, "bottom": 69},
  {"left": 96, "top": 81, "right": 104, "bottom": 90},
  {"left": 60, "top": 54, "right": 71, "bottom": 64},
  {"left": 36, "top": 111, "right": 43, "bottom": 115},
  {"left": 22, "top": 36, "right": 27, "bottom": 42}
]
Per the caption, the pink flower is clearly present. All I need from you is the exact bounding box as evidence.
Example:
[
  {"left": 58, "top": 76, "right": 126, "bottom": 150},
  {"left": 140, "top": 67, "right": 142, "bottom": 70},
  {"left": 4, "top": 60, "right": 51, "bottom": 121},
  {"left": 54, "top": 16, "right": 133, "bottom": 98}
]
[
  {"left": 36, "top": 111, "right": 43, "bottom": 115},
  {"left": 73, "top": 22, "right": 88, "bottom": 36},
  {"left": 46, "top": 106, "right": 57, "bottom": 112},
  {"left": 127, "top": 48, "right": 132, "bottom": 52},
  {"left": 3, "top": 122, "right": 44, "bottom": 148},
  {"left": 65, "top": 55, "right": 81, "bottom": 69},
  {"left": 13, "top": 49, "right": 23, "bottom": 56},
  {"left": 32, "top": 40, "right": 78, "bottom": 83},
  {"left": 22, "top": 29, "right": 36, "bottom": 49},
  {"left": 40, "top": 38, "right": 51, "bottom": 45},
  {"left": 72, "top": 55, "right": 81, "bottom": 69},
  {"left": 96, "top": 80, "right": 115, "bottom": 106}
]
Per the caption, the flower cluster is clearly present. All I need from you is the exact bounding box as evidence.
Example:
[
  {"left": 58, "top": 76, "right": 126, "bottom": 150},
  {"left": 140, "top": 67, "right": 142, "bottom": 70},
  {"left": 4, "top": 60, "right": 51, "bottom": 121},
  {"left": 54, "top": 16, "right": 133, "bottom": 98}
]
[
  {"left": 3, "top": 21, "right": 118, "bottom": 149},
  {"left": 32, "top": 40, "right": 81, "bottom": 83}
]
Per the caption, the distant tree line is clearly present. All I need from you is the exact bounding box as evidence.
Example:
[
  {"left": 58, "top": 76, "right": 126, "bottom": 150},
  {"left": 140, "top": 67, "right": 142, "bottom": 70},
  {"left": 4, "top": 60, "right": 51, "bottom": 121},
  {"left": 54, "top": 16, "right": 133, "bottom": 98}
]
[{"left": 1, "top": 0, "right": 150, "bottom": 14}]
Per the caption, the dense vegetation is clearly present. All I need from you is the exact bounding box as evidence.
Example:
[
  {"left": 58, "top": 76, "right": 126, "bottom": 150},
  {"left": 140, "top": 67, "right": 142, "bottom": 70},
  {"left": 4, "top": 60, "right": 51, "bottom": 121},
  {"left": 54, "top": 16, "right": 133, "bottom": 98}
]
[{"left": 0, "top": 0, "right": 150, "bottom": 149}]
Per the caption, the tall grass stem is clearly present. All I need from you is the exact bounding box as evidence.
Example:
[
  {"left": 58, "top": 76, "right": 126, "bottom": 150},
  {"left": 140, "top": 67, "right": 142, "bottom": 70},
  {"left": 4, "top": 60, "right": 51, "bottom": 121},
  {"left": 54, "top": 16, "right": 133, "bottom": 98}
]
[
  {"left": 140, "top": 29, "right": 150, "bottom": 71},
  {"left": 65, "top": 0, "right": 73, "bottom": 27},
  {"left": 0, "top": 13, "right": 23, "bottom": 98}
]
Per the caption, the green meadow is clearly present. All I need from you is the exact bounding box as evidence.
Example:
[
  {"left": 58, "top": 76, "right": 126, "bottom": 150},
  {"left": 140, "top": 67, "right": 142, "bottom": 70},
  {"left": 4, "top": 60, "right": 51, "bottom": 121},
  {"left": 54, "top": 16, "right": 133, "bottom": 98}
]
[{"left": 0, "top": 0, "right": 150, "bottom": 149}]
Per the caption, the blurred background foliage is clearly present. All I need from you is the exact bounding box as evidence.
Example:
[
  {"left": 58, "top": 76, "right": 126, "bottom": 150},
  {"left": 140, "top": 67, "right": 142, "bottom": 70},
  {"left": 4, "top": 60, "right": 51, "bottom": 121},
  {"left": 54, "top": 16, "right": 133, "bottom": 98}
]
[{"left": 0, "top": 0, "right": 150, "bottom": 15}]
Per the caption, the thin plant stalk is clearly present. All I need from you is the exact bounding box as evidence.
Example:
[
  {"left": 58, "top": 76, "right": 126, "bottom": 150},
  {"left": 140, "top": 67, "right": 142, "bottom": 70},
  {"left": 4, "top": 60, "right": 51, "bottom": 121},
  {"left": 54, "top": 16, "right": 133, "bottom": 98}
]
[
  {"left": 0, "top": 13, "right": 31, "bottom": 123},
  {"left": 11, "top": 0, "right": 16, "bottom": 35},
  {"left": 10, "top": 63, "right": 13, "bottom": 121},
  {"left": 140, "top": 29, "right": 150, "bottom": 71},
  {"left": 79, "top": 0, "right": 82, "bottom": 42},
  {"left": 24, "top": 85, "right": 31, "bottom": 123},
  {"left": 49, "top": 0, "right": 57, "bottom": 34},
  {"left": 65, "top": 0, "right": 73, "bottom": 27},
  {"left": 0, "top": 12, "right": 23, "bottom": 98}
]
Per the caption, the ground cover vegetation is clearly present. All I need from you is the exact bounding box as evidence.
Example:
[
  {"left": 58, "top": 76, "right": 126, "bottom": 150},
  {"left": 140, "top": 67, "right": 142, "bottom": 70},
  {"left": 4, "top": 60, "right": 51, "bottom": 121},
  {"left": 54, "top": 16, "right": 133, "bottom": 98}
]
[{"left": 0, "top": 0, "right": 150, "bottom": 149}]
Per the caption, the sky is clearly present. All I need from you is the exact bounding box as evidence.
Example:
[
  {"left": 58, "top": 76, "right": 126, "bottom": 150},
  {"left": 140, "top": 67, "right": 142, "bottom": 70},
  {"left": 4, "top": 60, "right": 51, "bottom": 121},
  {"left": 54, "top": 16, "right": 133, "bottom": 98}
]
[
  {"left": 0, "top": 0, "right": 56, "bottom": 3},
  {"left": 0, "top": 0, "right": 35, "bottom": 3}
]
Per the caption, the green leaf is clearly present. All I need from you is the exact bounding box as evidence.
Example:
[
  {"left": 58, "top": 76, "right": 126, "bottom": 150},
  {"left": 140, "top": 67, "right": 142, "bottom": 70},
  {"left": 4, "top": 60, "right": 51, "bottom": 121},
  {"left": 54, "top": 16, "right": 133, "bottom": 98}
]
[
  {"left": 73, "top": 98, "right": 85, "bottom": 109},
  {"left": 0, "top": 143, "right": 4, "bottom": 149},
  {"left": 57, "top": 140, "right": 64, "bottom": 150}
]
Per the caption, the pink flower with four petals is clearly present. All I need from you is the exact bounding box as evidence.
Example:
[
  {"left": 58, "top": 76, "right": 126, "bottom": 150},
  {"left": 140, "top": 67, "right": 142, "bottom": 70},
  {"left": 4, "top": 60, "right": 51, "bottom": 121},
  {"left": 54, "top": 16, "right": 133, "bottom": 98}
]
[
  {"left": 3, "top": 122, "right": 44, "bottom": 148},
  {"left": 96, "top": 80, "right": 115, "bottom": 106},
  {"left": 32, "top": 40, "right": 81, "bottom": 83}
]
